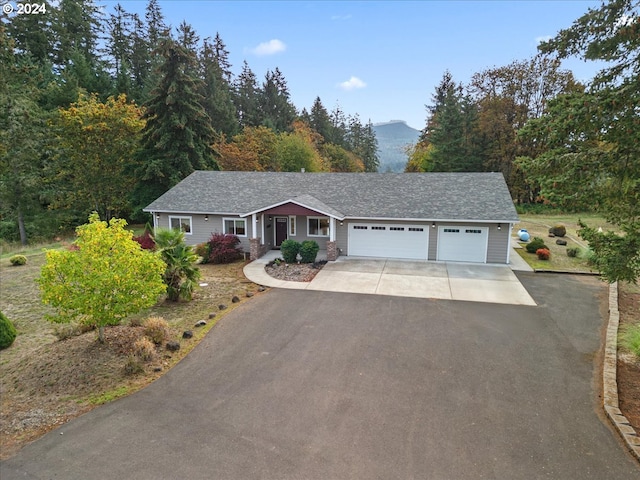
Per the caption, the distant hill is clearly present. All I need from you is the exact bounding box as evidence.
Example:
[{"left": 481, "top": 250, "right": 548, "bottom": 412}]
[{"left": 372, "top": 121, "right": 421, "bottom": 172}]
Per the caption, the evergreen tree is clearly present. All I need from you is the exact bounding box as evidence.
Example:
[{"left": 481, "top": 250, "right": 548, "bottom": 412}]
[
  {"left": 133, "top": 38, "right": 217, "bottom": 215},
  {"left": 258, "top": 67, "right": 296, "bottom": 132},
  {"left": 234, "top": 60, "right": 260, "bottom": 128},
  {"left": 422, "top": 72, "right": 481, "bottom": 172},
  {"left": 0, "top": 26, "right": 48, "bottom": 244},
  {"left": 200, "top": 35, "right": 238, "bottom": 138},
  {"left": 310, "top": 97, "right": 332, "bottom": 142}
]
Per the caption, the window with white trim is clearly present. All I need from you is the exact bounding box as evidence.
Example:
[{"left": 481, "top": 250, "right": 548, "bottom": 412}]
[
  {"left": 223, "top": 218, "right": 247, "bottom": 237},
  {"left": 308, "top": 217, "right": 329, "bottom": 236},
  {"left": 169, "top": 216, "right": 192, "bottom": 234},
  {"left": 289, "top": 216, "right": 296, "bottom": 236}
]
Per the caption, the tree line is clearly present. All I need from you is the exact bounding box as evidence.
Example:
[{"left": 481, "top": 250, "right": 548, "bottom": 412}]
[
  {"left": 0, "top": 0, "right": 379, "bottom": 244},
  {"left": 405, "top": 56, "right": 581, "bottom": 205}
]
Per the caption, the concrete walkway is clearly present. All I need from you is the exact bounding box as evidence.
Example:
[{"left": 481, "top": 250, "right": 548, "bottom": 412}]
[{"left": 244, "top": 250, "right": 536, "bottom": 306}]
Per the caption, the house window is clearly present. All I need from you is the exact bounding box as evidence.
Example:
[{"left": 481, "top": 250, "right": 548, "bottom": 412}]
[
  {"left": 169, "top": 216, "right": 192, "bottom": 234},
  {"left": 409, "top": 227, "right": 424, "bottom": 232},
  {"left": 466, "top": 229, "right": 482, "bottom": 234},
  {"left": 444, "top": 228, "right": 460, "bottom": 233},
  {"left": 372, "top": 226, "right": 386, "bottom": 230},
  {"left": 289, "top": 216, "right": 296, "bottom": 236},
  {"left": 308, "top": 217, "right": 329, "bottom": 236},
  {"left": 354, "top": 226, "right": 368, "bottom": 230},
  {"left": 390, "top": 227, "right": 405, "bottom": 231},
  {"left": 223, "top": 218, "right": 247, "bottom": 237}
]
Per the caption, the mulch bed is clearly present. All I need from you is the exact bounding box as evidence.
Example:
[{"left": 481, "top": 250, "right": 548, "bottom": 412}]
[{"left": 264, "top": 260, "right": 327, "bottom": 282}]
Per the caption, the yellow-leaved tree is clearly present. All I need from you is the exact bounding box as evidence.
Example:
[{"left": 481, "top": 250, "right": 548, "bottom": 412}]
[{"left": 38, "top": 213, "right": 166, "bottom": 343}]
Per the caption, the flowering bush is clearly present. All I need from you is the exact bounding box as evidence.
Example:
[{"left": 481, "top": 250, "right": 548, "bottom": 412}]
[
  {"left": 207, "top": 233, "right": 243, "bottom": 264},
  {"left": 536, "top": 248, "right": 551, "bottom": 260}
]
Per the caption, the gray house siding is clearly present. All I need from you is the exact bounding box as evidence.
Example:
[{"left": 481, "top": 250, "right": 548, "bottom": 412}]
[
  {"left": 155, "top": 213, "right": 512, "bottom": 264},
  {"left": 486, "top": 224, "right": 512, "bottom": 264}
]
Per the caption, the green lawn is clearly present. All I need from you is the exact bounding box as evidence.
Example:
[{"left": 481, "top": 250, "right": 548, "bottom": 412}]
[{"left": 513, "top": 213, "right": 610, "bottom": 272}]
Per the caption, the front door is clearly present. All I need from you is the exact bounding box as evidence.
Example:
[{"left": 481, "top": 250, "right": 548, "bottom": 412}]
[{"left": 275, "top": 217, "right": 288, "bottom": 247}]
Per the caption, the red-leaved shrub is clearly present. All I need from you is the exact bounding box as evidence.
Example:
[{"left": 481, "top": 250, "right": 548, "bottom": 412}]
[
  {"left": 207, "top": 233, "right": 243, "bottom": 264},
  {"left": 134, "top": 230, "right": 155, "bottom": 250},
  {"left": 536, "top": 248, "right": 551, "bottom": 260}
]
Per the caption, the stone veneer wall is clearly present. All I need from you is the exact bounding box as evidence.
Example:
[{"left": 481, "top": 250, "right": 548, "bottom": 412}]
[
  {"left": 326, "top": 241, "right": 338, "bottom": 261},
  {"left": 249, "top": 238, "right": 268, "bottom": 260}
]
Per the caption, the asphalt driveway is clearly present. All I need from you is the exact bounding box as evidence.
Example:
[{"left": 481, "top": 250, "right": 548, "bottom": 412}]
[{"left": 1, "top": 273, "right": 638, "bottom": 479}]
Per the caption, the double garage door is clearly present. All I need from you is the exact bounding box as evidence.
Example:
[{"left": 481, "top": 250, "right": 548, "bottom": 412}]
[
  {"left": 348, "top": 223, "right": 489, "bottom": 262},
  {"left": 348, "top": 223, "right": 428, "bottom": 260}
]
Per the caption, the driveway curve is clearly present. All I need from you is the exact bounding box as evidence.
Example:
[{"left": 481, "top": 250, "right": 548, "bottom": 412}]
[{"left": 1, "top": 273, "right": 638, "bottom": 479}]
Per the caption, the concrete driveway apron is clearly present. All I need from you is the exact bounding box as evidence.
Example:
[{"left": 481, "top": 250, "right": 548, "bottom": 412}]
[{"left": 245, "top": 255, "right": 536, "bottom": 306}]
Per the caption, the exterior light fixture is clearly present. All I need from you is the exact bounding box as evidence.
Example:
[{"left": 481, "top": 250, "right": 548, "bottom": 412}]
[
  {"left": 204, "top": 215, "right": 209, "bottom": 221},
  {"left": 431, "top": 222, "right": 436, "bottom": 228},
  {"left": 497, "top": 224, "right": 501, "bottom": 230}
]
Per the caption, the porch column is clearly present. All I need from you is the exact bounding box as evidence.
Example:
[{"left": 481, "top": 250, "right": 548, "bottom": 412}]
[
  {"left": 252, "top": 213, "right": 257, "bottom": 238},
  {"left": 261, "top": 213, "right": 265, "bottom": 243},
  {"left": 329, "top": 217, "right": 336, "bottom": 242}
]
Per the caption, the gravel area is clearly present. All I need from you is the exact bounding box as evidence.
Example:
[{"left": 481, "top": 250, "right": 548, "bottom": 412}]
[{"left": 264, "top": 260, "right": 327, "bottom": 282}]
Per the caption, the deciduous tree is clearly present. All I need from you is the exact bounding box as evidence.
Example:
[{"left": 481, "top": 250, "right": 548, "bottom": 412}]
[
  {"left": 51, "top": 93, "right": 144, "bottom": 220},
  {"left": 38, "top": 213, "right": 166, "bottom": 343}
]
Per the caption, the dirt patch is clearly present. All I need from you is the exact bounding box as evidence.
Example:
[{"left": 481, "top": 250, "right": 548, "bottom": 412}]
[
  {"left": 617, "top": 282, "right": 640, "bottom": 434},
  {"left": 265, "top": 260, "right": 326, "bottom": 282},
  {"left": 0, "top": 257, "right": 264, "bottom": 460}
]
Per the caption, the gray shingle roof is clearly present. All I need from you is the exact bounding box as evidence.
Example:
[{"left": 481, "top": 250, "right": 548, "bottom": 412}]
[{"left": 144, "top": 171, "right": 519, "bottom": 222}]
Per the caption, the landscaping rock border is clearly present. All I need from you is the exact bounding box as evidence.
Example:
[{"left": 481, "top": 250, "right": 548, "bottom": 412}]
[{"left": 604, "top": 281, "right": 640, "bottom": 460}]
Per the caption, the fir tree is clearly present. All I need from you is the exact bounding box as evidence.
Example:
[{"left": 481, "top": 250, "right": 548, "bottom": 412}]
[{"left": 132, "top": 38, "right": 217, "bottom": 215}]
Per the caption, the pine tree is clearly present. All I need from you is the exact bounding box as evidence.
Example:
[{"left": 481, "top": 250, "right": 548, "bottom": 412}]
[{"left": 133, "top": 38, "right": 217, "bottom": 215}]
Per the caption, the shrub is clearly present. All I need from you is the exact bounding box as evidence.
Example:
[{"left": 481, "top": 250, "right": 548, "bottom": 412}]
[
  {"left": 133, "top": 337, "right": 156, "bottom": 362},
  {"left": 123, "top": 355, "right": 144, "bottom": 375},
  {"left": 0, "top": 311, "right": 17, "bottom": 349},
  {"left": 133, "top": 230, "right": 155, "bottom": 250},
  {"left": 536, "top": 248, "right": 551, "bottom": 260},
  {"left": 548, "top": 224, "right": 567, "bottom": 237},
  {"left": 207, "top": 233, "right": 243, "bottom": 264},
  {"left": 194, "top": 242, "right": 210, "bottom": 263},
  {"left": 9, "top": 254, "right": 27, "bottom": 266},
  {"left": 620, "top": 324, "right": 640, "bottom": 358},
  {"left": 299, "top": 240, "right": 320, "bottom": 263},
  {"left": 525, "top": 237, "right": 547, "bottom": 253},
  {"left": 566, "top": 247, "right": 580, "bottom": 258},
  {"left": 143, "top": 316, "right": 170, "bottom": 345},
  {"left": 280, "top": 239, "right": 300, "bottom": 263}
]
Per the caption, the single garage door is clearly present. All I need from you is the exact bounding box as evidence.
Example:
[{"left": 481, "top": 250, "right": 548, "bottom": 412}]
[
  {"left": 348, "top": 223, "right": 428, "bottom": 259},
  {"left": 437, "top": 226, "right": 489, "bottom": 263}
]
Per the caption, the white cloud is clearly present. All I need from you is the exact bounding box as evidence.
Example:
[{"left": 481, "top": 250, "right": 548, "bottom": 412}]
[
  {"left": 331, "top": 14, "right": 352, "bottom": 21},
  {"left": 535, "top": 35, "right": 552, "bottom": 45},
  {"left": 248, "top": 39, "right": 286, "bottom": 56},
  {"left": 338, "top": 76, "right": 367, "bottom": 91}
]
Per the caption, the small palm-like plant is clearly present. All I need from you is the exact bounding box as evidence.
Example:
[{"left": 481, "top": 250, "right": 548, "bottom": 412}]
[{"left": 152, "top": 228, "right": 201, "bottom": 302}]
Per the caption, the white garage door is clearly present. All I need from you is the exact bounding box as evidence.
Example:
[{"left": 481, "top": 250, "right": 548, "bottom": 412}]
[
  {"left": 437, "top": 226, "right": 489, "bottom": 263},
  {"left": 348, "top": 223, "right": 428, "bottom": 259}
]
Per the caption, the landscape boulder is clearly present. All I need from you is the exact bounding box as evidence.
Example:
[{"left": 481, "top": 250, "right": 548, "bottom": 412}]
[
  {"left": 232, "top": 295, "right": 240, "bottom": 303},
  {"left": 195, "top": 320, "right": 207, "bottom": 327},
  {"left": 166, "top": 340, "right": 180, "bottom": 352},
  {"left": 182, "top": 330, "right": 193, "bottom": 339},
  {"left": 556, "top": 239, "right": 568, "bottom": 246}
]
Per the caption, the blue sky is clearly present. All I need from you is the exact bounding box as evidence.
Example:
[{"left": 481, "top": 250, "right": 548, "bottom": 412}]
[{"left": 103, "top": 1, "right": 603, "bottom": 130}]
